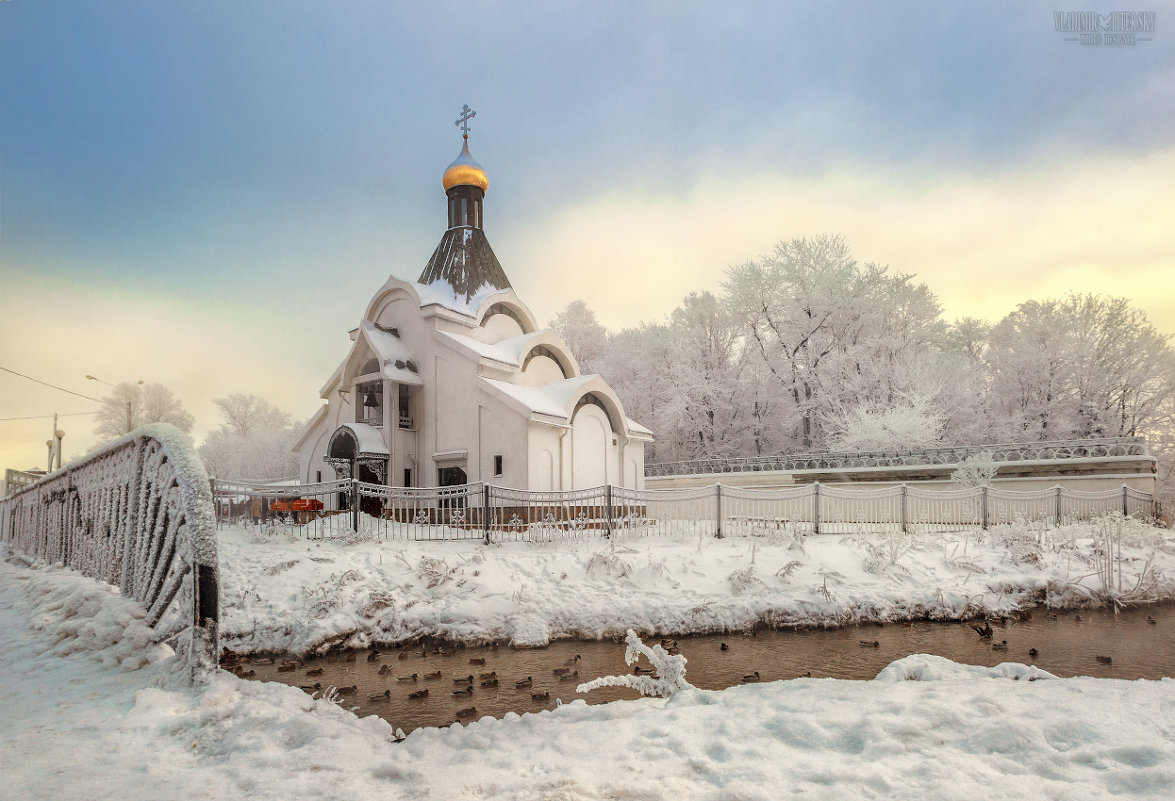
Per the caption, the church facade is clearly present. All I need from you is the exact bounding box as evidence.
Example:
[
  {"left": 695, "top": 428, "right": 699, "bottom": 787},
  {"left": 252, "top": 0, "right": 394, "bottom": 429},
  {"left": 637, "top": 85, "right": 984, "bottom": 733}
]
[{"left": 293, "top": 113, "right": 652, "bottom": 491}]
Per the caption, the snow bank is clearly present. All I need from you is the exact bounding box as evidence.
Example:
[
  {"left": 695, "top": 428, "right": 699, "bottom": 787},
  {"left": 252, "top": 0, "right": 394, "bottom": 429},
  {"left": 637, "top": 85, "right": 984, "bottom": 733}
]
[
  {"left": 874, "top": 653, "right": 1058, "bottom": 682},
  {"left": 5, "top": 556, "right": 1175, "bottom": 800},
  {"left": 216, "top": 519, "right": 1175, "bottom": 654},
  {"left": 9, "top": 557, "right": 176, "bottom": 671}
]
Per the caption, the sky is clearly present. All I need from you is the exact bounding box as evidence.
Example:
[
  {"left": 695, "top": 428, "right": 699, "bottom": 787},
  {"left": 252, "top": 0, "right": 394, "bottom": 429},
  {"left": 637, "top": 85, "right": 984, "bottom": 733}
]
[{"left": 1, "top": 1, "right": 1173, "bottom": 472}]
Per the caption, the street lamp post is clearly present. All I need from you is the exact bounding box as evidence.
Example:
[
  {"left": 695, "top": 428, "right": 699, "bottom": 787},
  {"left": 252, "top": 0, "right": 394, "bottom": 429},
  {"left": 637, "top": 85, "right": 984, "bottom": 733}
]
[{"left": 86, "top": 375, "right": 144, "bottom": 434}]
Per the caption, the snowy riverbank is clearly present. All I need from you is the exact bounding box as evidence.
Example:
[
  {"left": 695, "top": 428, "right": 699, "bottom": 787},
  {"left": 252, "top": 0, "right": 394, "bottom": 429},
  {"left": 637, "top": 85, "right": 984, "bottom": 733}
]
[
  {"left": 217, "top": 517, "right": 1175, "bottom": 655},
  {"left": 4, "top": 556, "right": 1175, "bottom": 801}
]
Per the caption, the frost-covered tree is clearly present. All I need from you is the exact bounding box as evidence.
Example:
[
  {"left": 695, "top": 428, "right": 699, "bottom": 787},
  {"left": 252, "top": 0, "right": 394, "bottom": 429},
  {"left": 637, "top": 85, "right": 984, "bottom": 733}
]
[
  {"left": 725, "top": 235, "right": 946, "bottom": 450},
  {"left": 657, "top": 292, "right": 755, "bottom": 459},
  {"left": 548, "top": 299, "right": 610, "bottom": 375},
  {"left": 986, "top": 294, "right": 1175, "bottom": 442},
  {"left": 198, "top": 394, "right": 297, "bottom": 480},
  {"left": 93, "top": 382, "right": 194, "bottom": 439},
  {"left": 213, "top": 393, "right": 292, "bottom": 437}
]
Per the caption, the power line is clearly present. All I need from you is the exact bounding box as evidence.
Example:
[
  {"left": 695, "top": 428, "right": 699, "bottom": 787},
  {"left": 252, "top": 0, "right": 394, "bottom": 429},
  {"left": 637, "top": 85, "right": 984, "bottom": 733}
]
[
  {"left": 0, "top": 411, "right": 101, "bottom": 422},
  {"left": 0, "top": 365, "right": 106, "bottom": 404}
]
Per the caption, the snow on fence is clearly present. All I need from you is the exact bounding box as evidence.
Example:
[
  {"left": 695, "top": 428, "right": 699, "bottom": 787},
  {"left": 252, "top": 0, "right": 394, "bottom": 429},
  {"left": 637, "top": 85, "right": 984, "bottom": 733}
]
[
  {"left": 211, "top": 478, "right": 1157, "bottom": 543},
  {"left": 645, "top": 436, "right": 1149, "bottom": 477},
  {"left": 0, "top": 424, "right": 219, "bottom": 677}
]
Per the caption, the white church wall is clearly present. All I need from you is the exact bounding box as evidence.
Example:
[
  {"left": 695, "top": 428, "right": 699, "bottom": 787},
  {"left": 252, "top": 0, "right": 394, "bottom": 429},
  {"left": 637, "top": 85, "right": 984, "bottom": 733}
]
[
  {"left": 477, "top": 402, "right": 528, "bottom": 488},
  {"left": 571, "top": 405, "right": 612, "bottom": 489},
  {"left": 528, "top": 425, "right": 561, "bottom": 491},
  {"left": 623, "top": 441, "right": 646, "bottom": 490},
  {"left": 433, "top": 353, "right": 471, "bottom": 459}
]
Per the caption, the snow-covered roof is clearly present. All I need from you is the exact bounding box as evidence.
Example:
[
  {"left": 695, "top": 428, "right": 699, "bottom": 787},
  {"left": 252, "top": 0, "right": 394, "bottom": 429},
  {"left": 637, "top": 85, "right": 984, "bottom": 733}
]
[
  {"left": 415, "top": 279, "right": 509, "bottom": 319},
  {"left": 626, "top": 417, "right": 654, "bottom": 437},
  {"left": 482, "top": 376, "right": 591, "bottom": 420},
  {"left": 437, "top": 330, "right": 524, "bottom": 366},
  {"left": 294, "top": 405, "right": 329, "bottom": 450},
  {"left": 416, "top": 224, "right": 511, "bottom": 308},
  {"left": 359, "top": 321, "right": 423, "bottom": 386},
  {"left": 482, "top": 376, "right": 655, "bottom": 440},
  {"left": 337, "top": 423, "right": 388, "bottom": 456}
]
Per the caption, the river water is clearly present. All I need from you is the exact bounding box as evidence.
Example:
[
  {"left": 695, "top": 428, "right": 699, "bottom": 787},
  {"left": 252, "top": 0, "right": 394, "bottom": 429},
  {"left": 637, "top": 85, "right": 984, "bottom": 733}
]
[{"left": 241, "top": 604, "right": 1174, "bottom": 734}]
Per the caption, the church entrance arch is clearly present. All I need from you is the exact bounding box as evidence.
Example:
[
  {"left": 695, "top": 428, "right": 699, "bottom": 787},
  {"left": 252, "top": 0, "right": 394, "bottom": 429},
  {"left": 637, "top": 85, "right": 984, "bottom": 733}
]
[{"left": 326, "top": 425, "right": 387, "bottom": 518}]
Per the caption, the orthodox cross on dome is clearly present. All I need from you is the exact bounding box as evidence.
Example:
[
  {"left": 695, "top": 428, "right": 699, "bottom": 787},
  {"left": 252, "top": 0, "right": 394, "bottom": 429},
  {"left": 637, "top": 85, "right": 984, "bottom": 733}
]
[{"left": 455, "top": 104, "right": 476, "bottom": 137}]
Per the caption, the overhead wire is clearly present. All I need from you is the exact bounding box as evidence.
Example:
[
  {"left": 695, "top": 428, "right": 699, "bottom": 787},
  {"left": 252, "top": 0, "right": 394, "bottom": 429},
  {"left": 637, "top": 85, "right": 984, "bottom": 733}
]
[
  {"left": 0, "top": 411, "right": 101, "bottom": 422},
  {"left": 0, "top": 365, "right": 106, "bottom": 404}
]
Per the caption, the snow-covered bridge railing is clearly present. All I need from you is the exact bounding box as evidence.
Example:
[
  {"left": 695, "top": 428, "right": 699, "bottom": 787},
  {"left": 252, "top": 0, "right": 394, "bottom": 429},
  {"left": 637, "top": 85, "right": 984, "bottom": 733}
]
[
  {"left": 213, "top": 479, "right": 1156, "bottom": 542},
  {"left": 645, "top": 437, "right": 1149, "bottom": 477},
  {"left": 0, "top": 424, "right": 219, "bottom": 677}
]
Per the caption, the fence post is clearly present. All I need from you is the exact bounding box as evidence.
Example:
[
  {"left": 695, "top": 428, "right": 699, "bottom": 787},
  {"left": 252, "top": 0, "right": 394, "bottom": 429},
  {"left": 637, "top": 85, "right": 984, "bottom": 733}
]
[
  {"left": 1122, "top": 485, "right": 1128, "bottom": 518},
  {"left": 813, "top": 482, "right": 821, "bottom": 535},
  {"left": 715, "top": 483, "right": 723, "bottom": 538},
  {"left": 351, "top": 478, "right": 360, "bottom": 533},
  {"left": 900, "top": 483, "right": 907, "bottom": 534},
  {"left": 483, "top": 484, "right": 492, "bottom": 545},
  {"left": 605, "top": 484, "right": 613, "bottom": 539},
  {"left": 981, "top": 485, "right": 989, "bottom": 530},
  {"left": 1055, "top": 486, "right": 1062, "bottom": 527}
]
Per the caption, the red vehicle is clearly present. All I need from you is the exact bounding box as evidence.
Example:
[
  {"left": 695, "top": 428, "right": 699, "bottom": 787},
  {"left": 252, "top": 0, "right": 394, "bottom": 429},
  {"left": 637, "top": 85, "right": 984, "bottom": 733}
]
[{"left": 269, "top": 498, "right": 324, "bottom": 512}]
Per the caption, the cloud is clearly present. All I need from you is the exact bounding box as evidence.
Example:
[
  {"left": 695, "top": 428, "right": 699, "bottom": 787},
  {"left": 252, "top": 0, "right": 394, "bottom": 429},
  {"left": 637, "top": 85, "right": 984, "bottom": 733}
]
[{"left": 501, "top": 147, "right": 1175, "bottom": 333}]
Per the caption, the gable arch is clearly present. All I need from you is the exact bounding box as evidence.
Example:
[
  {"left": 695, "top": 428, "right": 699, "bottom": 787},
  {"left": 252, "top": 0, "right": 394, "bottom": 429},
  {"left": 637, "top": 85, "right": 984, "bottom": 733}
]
[
  {"left": 363, "top": 280, "right": 423, "bottom": 325},
  {"left": 571, "top": 391, "right": 623, "bottom": 434},
  {"left": 475, "top": 297, "right": 538, "bottom": 334},
  {"left": 522, "top": 345, "right": 573, "bottom": 380}
]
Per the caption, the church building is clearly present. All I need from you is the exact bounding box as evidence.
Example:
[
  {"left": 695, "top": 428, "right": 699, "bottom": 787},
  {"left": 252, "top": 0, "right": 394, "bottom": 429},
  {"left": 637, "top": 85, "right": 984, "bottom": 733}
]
[{"left": 294, "top": 108, "right": 652, "bottom": 492}]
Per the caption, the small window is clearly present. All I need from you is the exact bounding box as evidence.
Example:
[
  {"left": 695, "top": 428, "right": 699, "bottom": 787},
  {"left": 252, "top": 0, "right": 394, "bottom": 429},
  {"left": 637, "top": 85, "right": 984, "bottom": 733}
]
[
  {"left": 316, "top": 470, "right": 322, "bottom": 483},
  {"left": 403, "top": 469, "right": 412, "bottom": 488},
  {"left": 493, "top": 455, "right": 503, "bottom": 476}
]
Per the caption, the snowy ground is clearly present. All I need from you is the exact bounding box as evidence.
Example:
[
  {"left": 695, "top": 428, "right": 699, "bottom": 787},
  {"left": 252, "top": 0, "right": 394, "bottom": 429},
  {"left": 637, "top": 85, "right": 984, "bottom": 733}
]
[
  {"left": 217, "top": 516, "right": 1175, "bottom": 654},
  {"left": 4, "top": 555, "right": 1175, "bottom": 801}
]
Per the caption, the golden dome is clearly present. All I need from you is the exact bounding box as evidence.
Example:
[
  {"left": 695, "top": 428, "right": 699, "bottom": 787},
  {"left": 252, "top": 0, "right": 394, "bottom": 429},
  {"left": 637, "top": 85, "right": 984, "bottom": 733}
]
[{"left": 442, "top": 136, "right": 489, "bottom": 192}]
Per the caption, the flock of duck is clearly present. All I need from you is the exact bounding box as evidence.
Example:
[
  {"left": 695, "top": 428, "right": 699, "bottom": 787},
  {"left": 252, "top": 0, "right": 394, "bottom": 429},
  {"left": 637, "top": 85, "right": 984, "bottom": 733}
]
[
  {"left": 223, "top": 646, "right": 596, "bottom": 725},
  {"left": 223, "top": 609, "right": 1163, "bottom": 729}
]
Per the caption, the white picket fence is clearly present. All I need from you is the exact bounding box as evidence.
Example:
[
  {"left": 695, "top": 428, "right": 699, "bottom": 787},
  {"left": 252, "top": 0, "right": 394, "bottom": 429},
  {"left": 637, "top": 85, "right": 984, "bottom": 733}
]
[{"left": 212, "top": 479, "right": 1157, "bottom": 542}]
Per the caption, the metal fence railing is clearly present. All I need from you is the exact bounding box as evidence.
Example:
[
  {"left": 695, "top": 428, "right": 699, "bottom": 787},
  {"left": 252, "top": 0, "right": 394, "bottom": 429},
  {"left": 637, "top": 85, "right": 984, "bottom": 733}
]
[
  {"left": 209, "top": 479, "right": 1158, "bottom": 543},
  {"left": 213, "top": 478, "right": 351, "bottom": 539},
  {"left": 0, "top": 424, "right": 219, "bottom": 677},
  {"left": 645, "top": 436, "right": 1150, "bottom": 477}
]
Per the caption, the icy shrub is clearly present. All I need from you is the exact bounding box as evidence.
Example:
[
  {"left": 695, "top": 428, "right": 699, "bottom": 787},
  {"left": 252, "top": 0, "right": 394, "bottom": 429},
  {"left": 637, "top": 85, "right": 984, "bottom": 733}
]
[
  {"left": 951, "top": 452, "right": 998, "bottom": 488},
  {"left": 585, "top": 551, "right": 632, "bottom": 580},
  {"left": 822, "top": 391, "right": 947, "bottom": 452},
  {"left": 857, "top": 531, "right": 915, "bottom": 577},
  {"left": 263, "top": 559, "right": 300, "bottom": 576},
  {"left": 775, "top": 560, "right": 802, "bottom": 579},
  {"left": 727, "top": 566, "right": 767, "bottom": 595},
  {"left": 417, "top": 556, "right": 457, "bottom": 589},
  {"left": 361, "top": 590, "right": 396, "bottom": 619},
  {"left": 577, "top": 630, "right": 693, "bottom": 699}
]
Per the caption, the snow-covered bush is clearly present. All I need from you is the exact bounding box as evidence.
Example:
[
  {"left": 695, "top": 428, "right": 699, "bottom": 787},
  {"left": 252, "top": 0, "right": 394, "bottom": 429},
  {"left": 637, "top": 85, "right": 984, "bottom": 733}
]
[
  {"left": 586, "top": 550, "right": 632, "bottom": 580},
  {"left": 577, "top": 630, "right": 693, "bottom": 698},
  {"left": 951, "top": 452, "right": 998, "bottom": 488},
  {"left": 822, "top": 391, "right": 947, "bottom": 452},
  {"left": 727, "top": 565, "right": 767, "bottom": 595}
]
